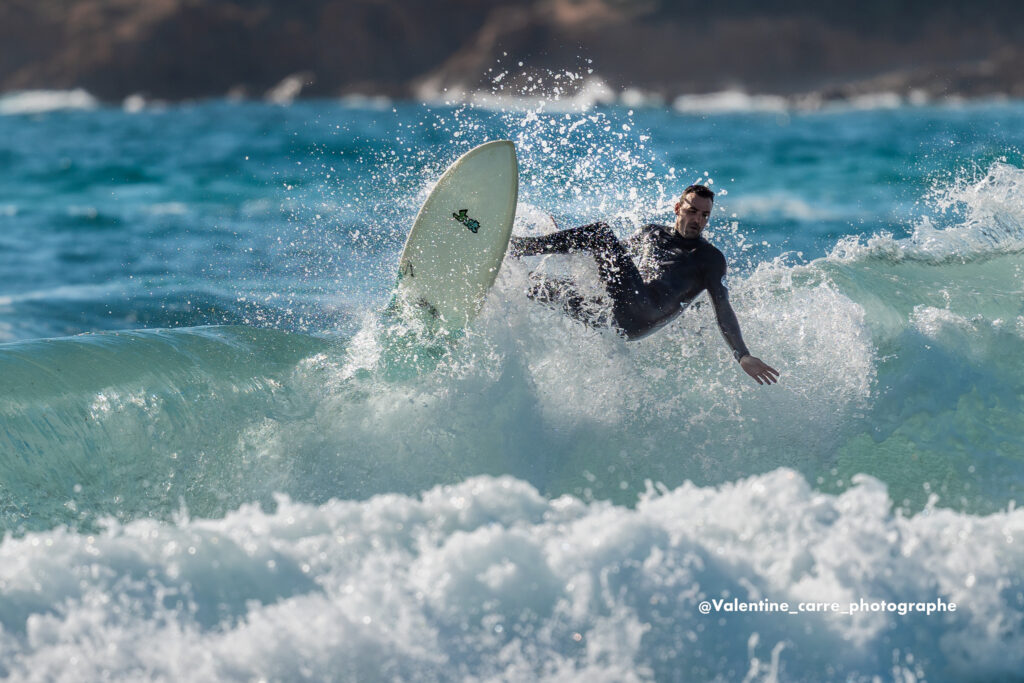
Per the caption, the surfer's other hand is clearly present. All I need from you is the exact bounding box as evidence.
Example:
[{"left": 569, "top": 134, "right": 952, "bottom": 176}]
[{"left": 739, "top": 356, "right": 780, "bottom": 385}]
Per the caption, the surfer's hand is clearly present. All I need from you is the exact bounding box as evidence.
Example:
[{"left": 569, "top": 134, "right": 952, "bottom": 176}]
[
  {"left": 739, "top": 356, "right": 779, "bottom": 385},
  {"left": 549, "top": 214, "right": 558, "bottom": 230}
]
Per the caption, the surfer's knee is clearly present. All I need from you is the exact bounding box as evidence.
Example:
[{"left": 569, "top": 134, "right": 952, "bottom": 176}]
[{"left": 526, "top": 272, "right": 554, "bottom": 302}]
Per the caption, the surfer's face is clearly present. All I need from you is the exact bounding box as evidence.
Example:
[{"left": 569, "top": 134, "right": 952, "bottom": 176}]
[{"left": 674, "top": 193, "right": 713, "bottom": 238}]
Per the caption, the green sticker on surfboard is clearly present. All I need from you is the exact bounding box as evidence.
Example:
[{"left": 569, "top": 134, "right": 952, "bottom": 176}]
[{"left": 452, "top": 209, "right": 481, "bottom": 233}]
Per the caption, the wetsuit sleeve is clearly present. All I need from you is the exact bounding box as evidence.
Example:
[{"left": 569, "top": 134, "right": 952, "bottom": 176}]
[
  {"left": 704, "top": 249, "right": 750, "bottom": 359},
  {"left": 623, "top": 224, "right": 658, "bottom": 250}
]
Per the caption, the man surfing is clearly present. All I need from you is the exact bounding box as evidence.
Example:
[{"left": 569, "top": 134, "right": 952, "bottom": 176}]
[{"left": 509, "top": 184, "right": 779, "bottom": 385}]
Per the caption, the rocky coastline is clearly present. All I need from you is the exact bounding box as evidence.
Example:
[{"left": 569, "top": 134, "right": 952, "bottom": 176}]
[{"left": 2, "top": 0, "right": 1023, "bottom": 106}]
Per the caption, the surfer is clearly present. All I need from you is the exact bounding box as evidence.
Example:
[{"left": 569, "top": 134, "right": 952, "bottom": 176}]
[{"left": 509, "top": 184, "right": 779, "bottom": 385}]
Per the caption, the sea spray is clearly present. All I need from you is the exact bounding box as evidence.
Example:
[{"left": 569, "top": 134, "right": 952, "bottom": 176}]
[{"left": 0, "top": 472, "right": 1022, "bottom": 681}]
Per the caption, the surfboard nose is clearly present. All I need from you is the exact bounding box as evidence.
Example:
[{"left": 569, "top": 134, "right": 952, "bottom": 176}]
[{"left": 474, "top": 140, "right": 517, "bottom": 164}]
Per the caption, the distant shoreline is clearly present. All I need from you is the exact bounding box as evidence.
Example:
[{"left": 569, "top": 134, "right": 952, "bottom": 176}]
[
  {"left": 2, "top": 85, "right": 1022, "bottom": 119},
  {"left": 3, "top": 1, "right": 1023, "bottom": 107}
]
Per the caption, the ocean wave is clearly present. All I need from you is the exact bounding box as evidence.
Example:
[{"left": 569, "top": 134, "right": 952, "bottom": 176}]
[
  {"left": 0, "top": 326, "right": 328, "bottom": 532},
  {"left": 0, "top": 471, "right": 1020, "bottom": 681},
  {"left": 3, "top": 194, "right": 1024, "bottom": 536},
  {"left": 2, "top": 243, "right": 1019, "bottom": 538},
  {"left": 0, "top": 261, "right": 870, "bottom": 528},
  {"left": 0, "top": 285, "right": 324, "bottom": 342},
  {"left": 821, "top": 161, "right": 1024, "bottom": 263},
  {"left": 3, "top": 157, "right": 1023, "bottom": 535}
]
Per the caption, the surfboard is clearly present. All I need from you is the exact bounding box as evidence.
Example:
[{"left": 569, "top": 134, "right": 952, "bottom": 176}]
[{"left": 393, "top": 140, "right": 518, "bottom": 330}]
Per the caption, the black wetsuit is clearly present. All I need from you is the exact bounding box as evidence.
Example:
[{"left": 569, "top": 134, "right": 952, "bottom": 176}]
[{"left": 510, "top": 222, "right": 750, "bottom": 356}]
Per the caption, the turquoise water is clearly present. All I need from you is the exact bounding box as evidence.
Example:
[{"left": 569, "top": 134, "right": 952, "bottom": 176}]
[{"left": 1, "top": 92, "right": 1024, "bottom": 680}]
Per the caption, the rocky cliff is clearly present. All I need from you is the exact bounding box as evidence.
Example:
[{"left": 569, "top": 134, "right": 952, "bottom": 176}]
[{"left": 2, "top": 0, "right": 1023, "bottom": 102}]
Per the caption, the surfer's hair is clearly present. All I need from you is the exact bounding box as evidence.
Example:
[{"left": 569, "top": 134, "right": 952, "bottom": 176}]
[{"left": 681, "top": 184, "right": 715, "bottom": 202}]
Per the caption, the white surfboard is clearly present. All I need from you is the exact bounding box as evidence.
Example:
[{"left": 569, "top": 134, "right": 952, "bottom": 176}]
[{"left": 394, "top": 140, "right": 518, "bottom": 330}]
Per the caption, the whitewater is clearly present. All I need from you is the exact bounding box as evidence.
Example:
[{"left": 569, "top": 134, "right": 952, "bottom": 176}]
[{"left": 1, "top": 87, "right": 1023, "bottom": 681}]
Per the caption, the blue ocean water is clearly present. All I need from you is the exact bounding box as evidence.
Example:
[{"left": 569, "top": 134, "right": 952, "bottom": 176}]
[{"left": 1, "top": 89, "right": 1024, "bottom": 681}]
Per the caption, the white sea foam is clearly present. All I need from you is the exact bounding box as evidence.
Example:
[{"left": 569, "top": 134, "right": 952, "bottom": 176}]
[
  {"left": 0, "top": 89, "right": 98, "bottom": 115},
  {"left": 419, "top": 74, "right": 618, "bottom": 113},
  {"left": 619, "top": 88, "right": 666, "bottom": 108},
  {"left": 727, "top": 194, "right": 841, "bottom": 221},
  {"left": 823, "top": 161, "right": 1024, "bottom": 264},
  {"left": 0, "top": 283, "right": 121, "bottom": 307},
  {"left": 672, "top": 91, "right": 788, "bottom": 114},
  {"left": 415, "top": 80, "right": 941, "bottom": 116},
  {"left": 265, "top": 74, "right": 311, "bottom": 105},
  {"left": 844, "top": 92, "right": 906, "bottom": 110},
  {"left": 661, "top": 89, "right": 937, "bottom": 115},
  {"left": 0, "top": 471, "right": 1020, "bottom": 681},
  {"left": 122, "top": 94, "right": 147, "bottom": 113}
]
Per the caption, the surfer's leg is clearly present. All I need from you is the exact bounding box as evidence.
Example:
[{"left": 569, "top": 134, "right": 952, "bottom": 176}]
[
  {"left": 513, "top": 223, "right": 648, "bottom": 327},
  {"left": 511, "top": 222, "right": 619, "bottom": 257},
  {"left": 510, "top": 223, "right": 642, "bottom": 290}
]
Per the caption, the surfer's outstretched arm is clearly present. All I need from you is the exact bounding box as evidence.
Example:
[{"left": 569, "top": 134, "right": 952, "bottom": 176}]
[{"left": 704, "top": 253, "right": 780, "bottom": 385}]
